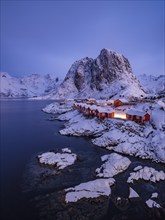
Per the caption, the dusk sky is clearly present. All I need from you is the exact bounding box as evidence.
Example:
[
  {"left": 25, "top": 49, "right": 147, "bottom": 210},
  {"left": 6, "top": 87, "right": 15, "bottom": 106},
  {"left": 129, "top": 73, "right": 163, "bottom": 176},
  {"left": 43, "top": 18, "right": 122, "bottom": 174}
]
[{"left": 1, "top": 0, "right": 164, "bottom": 78}]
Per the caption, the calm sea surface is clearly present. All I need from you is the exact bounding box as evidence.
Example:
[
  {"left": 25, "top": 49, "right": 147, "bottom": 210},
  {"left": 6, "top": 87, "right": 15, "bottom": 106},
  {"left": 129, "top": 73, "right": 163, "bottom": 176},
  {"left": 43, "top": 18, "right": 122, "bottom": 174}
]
[
  {"left": 1, "top": 100, "right": 165, "bottom": 220},
  {"left": 0, "top": 100, "right": 108, "bottom": 220}
]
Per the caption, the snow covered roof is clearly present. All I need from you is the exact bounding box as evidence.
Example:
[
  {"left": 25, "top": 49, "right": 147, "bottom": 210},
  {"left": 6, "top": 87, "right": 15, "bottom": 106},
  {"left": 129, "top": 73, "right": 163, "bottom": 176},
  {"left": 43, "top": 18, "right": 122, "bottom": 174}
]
[
  {"left": 96, "top": 100, "right": 107, "bottom": 103},
  {"left": 115, "top": 98, "right": 128, "bottom": 103},
  {"left": 97, "top": 107, "right": 114, "bottom": 113},
  {"left": 89, "top": 105, "right": 98, "bottom": 110},
  {"left": 107, "top": 99, "right": 114, "bottom": 104},
  {"left": 126, "top": 109, "right": 149, "bottom": 117},
  {"left": 88, "top": 98, "right": 96, "bottom": 101},
  {"left": 76, "top": 103, "right": 114, "bottom": 113},
  {"left": 78, "top": 103, "right": 88, "bottom": 108}
]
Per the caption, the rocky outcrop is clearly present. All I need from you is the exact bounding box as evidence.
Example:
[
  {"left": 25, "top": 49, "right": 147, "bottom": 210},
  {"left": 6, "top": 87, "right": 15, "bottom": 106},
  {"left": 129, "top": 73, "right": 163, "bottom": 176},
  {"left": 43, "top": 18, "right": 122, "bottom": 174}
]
[{"left": 51, "top": 49, "right": 145, "bottom": 99}]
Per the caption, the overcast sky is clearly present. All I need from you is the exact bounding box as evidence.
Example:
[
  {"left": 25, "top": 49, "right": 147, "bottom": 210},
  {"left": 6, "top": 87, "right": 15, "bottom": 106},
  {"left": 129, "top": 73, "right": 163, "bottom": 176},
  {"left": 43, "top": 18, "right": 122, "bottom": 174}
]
[{"left": 0, "top": 0, "right": 164, "bottom": 78}]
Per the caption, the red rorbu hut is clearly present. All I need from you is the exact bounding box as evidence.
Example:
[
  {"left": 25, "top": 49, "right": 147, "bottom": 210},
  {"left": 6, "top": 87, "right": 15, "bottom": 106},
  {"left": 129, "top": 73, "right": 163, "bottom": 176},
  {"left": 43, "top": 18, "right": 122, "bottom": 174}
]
[
  {"left": 84, "top": 107, "right": 91, "bottom": 116},
  {"left": 89, "top": 106, "right": 98, "bottom": 117},
  {"left": 113, "top": 111, "right": 127, "bottom": 120},
  {"left": 114, "top": 98, "right": 129, "bottom": 107},
  {"left": 97, "top": 107, "right": 114, "bottom": 119},
  {"left": 126, "top": 109, "right": 150, "bottom": 123}
]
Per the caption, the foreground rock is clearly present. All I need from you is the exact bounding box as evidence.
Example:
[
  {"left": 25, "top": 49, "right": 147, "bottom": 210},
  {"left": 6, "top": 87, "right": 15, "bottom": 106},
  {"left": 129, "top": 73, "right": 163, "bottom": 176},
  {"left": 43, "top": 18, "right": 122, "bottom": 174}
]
[
  {"left": 96, "top": 153, "right": 131, "bottom": 178},
  {"left": 129, "top": 187, "right": 140, "bottom": 199},
  {"left": 65, "top": 178, "right": 115, "bottom": 203},
  {"left": 146, "top": 199, "right": 161, "bottom": 208},
  {"left": 38, "top": 148, "right": 77, "bottom": 170},
  {"left": 33, "top": 190, "right": 111, "bottom": 220},
  {"left": 127, "top": 166, "right": 165, "bottom": 183}
]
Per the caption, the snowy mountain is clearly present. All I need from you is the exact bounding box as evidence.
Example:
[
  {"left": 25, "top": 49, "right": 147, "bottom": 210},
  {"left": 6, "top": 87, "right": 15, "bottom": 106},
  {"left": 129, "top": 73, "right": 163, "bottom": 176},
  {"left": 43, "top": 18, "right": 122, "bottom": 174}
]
[
  {"left": 0, "top": 72, "right": 61, "bottom": 98},
  {"left": 46, "top": 49, "right": 146, "bottom": 99},
  {"left": 137, "top": 74, "right": 165, "bottom": 95}
]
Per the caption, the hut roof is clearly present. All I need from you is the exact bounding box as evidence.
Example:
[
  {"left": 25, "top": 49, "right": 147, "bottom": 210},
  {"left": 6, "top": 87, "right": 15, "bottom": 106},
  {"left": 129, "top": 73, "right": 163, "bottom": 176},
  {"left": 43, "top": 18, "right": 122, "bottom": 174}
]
[
  {"left": 97, "top": 107, "right": 114, "bottom": 113},
  {"left": 115, "top": 98, "right": 128, "bottom": 103},
  {"left": 126, "top": 109, "right": 149, "bottom": 117}
]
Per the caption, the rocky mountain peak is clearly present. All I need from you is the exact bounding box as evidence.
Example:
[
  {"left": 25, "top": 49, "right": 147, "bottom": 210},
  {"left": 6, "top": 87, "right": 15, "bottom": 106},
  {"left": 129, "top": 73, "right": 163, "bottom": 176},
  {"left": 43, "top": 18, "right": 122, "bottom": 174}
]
[
  {"left": 49, "top": 49, "right": 146, "bottom": 99},
  {"left": 98, "top": 48, "right": 132, "bottom": 75}
]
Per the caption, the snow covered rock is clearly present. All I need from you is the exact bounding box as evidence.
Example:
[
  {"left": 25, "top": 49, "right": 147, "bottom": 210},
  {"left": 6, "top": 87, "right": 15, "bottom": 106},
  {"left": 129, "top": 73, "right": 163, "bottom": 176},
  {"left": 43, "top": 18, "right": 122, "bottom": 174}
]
[
  {"left": 47, "top": 49, "right": 145, "bottom": 100},
  {"left": 129, "top": 187, "right": 140, "bottom": 198},
  {"left": 65, "top": 178, "right": 115, "bottom": 203},
  {"left": 151, "top": 192, "right": 158, "bottom": 199},
  {"left": 146, "top": 199, "right": 161, "bottom": 208},
  {"left": 61, "top": 148, "right": 72, "bottom": 153},
  {"left": 59, "top": 114, "right": 106, "bottom": 137},
  {"left": 127, "top": 166, "right": 165, "bottom": 183},
  {"left": 133, "top": 166, "right": 143, "bottom": 171},
  {"left": 92, "top": 109, "right": 165, "bottom": 163},
  {"left": 96, "top": 153, "right": 131, "bottom": 178},
  {"left": 57, "top": 110, "right": 79, "bottom": 121},
  {"left": 42, "top": 100, "right": 73, "bottom": 114},
  {"left": 38, "top": 149, "right": 77, "bottom": 170},
  {"left": 0, "top": 72, "right": 61, "bottom": 98}
]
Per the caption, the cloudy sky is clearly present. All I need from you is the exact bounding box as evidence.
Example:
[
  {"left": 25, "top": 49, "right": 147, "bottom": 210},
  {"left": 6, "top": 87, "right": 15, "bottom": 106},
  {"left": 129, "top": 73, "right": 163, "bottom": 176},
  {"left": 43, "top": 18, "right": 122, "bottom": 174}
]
[{"left": 1, "top": 0, "right": 164, "bottom": 78}]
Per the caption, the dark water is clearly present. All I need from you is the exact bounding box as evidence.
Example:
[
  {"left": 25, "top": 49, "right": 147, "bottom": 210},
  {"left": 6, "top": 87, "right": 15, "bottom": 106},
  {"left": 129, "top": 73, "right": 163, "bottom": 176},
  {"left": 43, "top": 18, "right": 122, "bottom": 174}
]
[
  {"left": 0, "top": 100, "right": 108, "bottom": 220},
  {"left": 1, "top": 100, "right": 165, "bottom": 220}
]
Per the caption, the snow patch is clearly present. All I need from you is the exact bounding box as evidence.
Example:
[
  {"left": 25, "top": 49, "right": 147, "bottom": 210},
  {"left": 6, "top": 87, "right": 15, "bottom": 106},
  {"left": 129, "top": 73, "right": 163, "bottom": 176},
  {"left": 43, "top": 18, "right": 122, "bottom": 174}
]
[
  {"left": 38, "top": 149, "right": 77, "bottom": 170},
  {"left": 42, "top": 101, "right": 73, "bottom": 114},
  {"left": 127, "top": 166, "right": 165, "bottom": 183},
  {"left": 60, "top": 114, "right": 106, "bottom": 137},
  {"left": 129, "top": 187, "right": 140, "bottom": 198},
  {"left": 96, "top": 153, "right": 131, "bottom": 178},
  {"left": 146, "top": 199, "right": 161, "bottom": 208},
  {"left": 151, "top": 192, "right": 158, "bottom": 198},
  {"left": 65, "top": 178, "right": 115, "bottom": 203}
]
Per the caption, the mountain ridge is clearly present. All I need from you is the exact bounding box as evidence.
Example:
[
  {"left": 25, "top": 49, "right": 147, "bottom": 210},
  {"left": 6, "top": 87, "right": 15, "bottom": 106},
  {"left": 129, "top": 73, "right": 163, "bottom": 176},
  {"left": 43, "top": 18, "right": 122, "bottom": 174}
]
[
  {"left": 46, "top": 48, "right": 146, "bottom": 99},
  {"left": 0, "top": 72, "right": 61, "bottom": 98},
  {"left": 1, "top": 49, "right": 164, "bottom": 99}
]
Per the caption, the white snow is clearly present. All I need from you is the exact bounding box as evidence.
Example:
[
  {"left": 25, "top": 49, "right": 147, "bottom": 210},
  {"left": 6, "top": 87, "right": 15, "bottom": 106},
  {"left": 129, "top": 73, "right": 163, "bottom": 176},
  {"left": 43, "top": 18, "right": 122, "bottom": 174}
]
[
  {"left": 42, "top": 100, "right": 74, "bottom": 114},
  {"left": 42, "top": 76, "right": 165, "bottom": 164},
  {"left": 151, "top": 192, "right": 158, "bottom": 198},
  {"left": 127, "top": 166, "right": 165, "bottom": 183},
  {"left": 62, "top": 148, "right": 72, "bottom": 153},
  {"left": 0, "top": 72, "right": 61, "bottom": 98},
  {"left": 38, "top": 149, "right": 77, "bottom": 170},
  {"left": 137, "top": 74, "right": 165, "bottom": 95},
  {"left": 59, "top": 114, "right": 106, "bottom": 136},
  {"left": 43, "top": 49, "right": 145, "bottom": 100},
  {"left": 129, "top": 187, "right": 140, "bottom": 198},
  {"left": 65, "top": 178, "right": 115, "bottom": 203},
  {"left": 146, "top": 199, "right": 161, "bottom": 208},
  {"left": 133, "top": 166, "right": 143, "bottom": 171},
  {"left": 96, "top": 153, "right": 131, "bottom": 178},
  {"left": 57, "top": 110, "right": 79, "bottom": 121},
  {"left": 92, "top": 103, "right": 165, "bottom": 163}
]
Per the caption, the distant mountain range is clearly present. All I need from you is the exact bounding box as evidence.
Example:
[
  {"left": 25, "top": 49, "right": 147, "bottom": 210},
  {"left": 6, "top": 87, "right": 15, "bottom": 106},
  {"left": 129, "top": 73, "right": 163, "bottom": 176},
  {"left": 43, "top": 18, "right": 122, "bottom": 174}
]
[
  {"left": 1, "top": 49, "right": 164, "bottom": 99},
  {"left": 0, "top": 72, "right": 61, "bottom": 98},
  {"left": 137, "top": 74, "right": 165, "bottom": 95}
]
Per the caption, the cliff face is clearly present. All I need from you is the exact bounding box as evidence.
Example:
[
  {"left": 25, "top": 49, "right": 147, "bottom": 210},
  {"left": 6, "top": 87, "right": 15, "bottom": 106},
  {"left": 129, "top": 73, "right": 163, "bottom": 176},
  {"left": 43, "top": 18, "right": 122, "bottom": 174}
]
[{"left": 53, "top": 48, "right": 145, "bottom": 99}]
